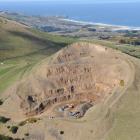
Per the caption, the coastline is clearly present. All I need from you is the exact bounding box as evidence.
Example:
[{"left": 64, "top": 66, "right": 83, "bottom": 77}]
[
  {"left": 61, "top": 18, "right": 140, "bottom": 31},
  {"left": 1, "top": 10, "right": 140, "bottom": 31}
]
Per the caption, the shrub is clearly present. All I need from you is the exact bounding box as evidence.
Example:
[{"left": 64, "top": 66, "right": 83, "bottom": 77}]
[
  {"left": 24, "top": 133, "right": 29, "bottom": 136},
  {"left": 27, "top": 118, "right": 37, "bottom": 123},
  {"left": 119, "top": 39, "right": 126, "bottom": 44},
  {"left": 0, "top": 116, "right": 10, "bottom": 123},
  {"left": 0, "top": 99, "right": 3, "bottom": 105},
  {"left": 18, "top": 121, "right": 26, "bottom": 126},
  {"left": 60, "top": 131, "right": 64, "bottom": 135},
  {"left": 19, "top": 118, "right": 39, "bottom": 126},
  {"left": 7, "top": 126, "right": 10, "bottom": 129},
  {"left": 0, "top": 134, "right": 24, "bottom": 140},
  {"left": 0, "top": 134, "right": 14, "bottom": 140},
  {"left": 120, "top": 80, "right": 125, "bottom": 87},
  {"left": 10, "top": 126, "right": 18, "bottom": 134}
]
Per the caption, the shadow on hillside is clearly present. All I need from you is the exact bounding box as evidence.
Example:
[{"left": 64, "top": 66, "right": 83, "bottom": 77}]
[
  {"left": 8, "top": 30, "right": 68, "bottom": 48},
  {"left": 0, "top": 31, "right": 69, "bottom": 61}
]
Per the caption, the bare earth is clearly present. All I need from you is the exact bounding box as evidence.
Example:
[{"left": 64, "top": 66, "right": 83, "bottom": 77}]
[{"left": 0, "top": 42, "right": 139, "bottom": 140}]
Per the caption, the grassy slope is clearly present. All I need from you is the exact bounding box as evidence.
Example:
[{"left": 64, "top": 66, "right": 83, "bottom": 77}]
[
  {"left": 105, "top": 57, "right": 140, "bottom": 140},
  {"left": 81, "top": 39, "right": 140, "bottom": 140},
  {"left": 0, "top": 17, "right": 76, "bottom": 93},
  {"left": 84, "top": 39, "right": 140, "bottom": 59}
]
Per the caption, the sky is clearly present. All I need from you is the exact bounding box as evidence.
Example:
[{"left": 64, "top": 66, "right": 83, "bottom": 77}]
[{"left": 0, "top": 0, "right": 140, "bottom": 3}]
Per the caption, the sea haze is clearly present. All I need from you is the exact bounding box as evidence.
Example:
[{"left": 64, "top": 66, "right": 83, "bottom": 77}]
[{"left": 0, "top": 2, "right": 140, "bottom": 27}]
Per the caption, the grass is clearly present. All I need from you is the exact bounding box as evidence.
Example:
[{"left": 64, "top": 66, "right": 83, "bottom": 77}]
[
  {"left": 19, "top": 118, "right": 40, "bottom": 126},
  {"left": 106, "top": 73, "right": 140, "bottom": 140},
  {"left": 0, "top": 17, "right": 76, "bottom": 94},
  {"left": 86, "top": 39, "right": 140, "bottom": 59}
]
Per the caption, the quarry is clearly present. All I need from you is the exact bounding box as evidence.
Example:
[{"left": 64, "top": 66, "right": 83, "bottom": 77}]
[
  {"left": 0, "top": 42, "right": 130, "bottom": 121},
  {"left": 0, "top": 15, "right": 137, "bottom": 139}
]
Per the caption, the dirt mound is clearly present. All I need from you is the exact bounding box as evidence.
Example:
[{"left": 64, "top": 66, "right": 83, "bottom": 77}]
[{"left": 0, "top": 42, "right": 131, "bottom": 120}]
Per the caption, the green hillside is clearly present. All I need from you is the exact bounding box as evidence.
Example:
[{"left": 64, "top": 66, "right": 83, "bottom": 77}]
[{"left": 0, "top": 17, "right": 76, "bottom": 93}]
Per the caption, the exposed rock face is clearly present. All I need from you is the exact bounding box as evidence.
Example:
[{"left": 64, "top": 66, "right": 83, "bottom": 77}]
[{"left": 15, "top": 42, "right": 128, "bottom": 117}]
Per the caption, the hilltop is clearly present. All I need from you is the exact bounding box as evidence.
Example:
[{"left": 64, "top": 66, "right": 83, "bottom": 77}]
[{"left": 0, "top": 16, "right": 140, "bottom": 140}]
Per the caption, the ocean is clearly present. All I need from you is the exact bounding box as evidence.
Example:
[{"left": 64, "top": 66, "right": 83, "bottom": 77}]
[{"left": 0, "top": 2, "right": 140, "bottom": 27}]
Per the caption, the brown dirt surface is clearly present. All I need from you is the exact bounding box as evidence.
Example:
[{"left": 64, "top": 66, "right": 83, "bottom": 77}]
[{"left": 0, "top": 42, "right": 137, "bottom": 140}]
